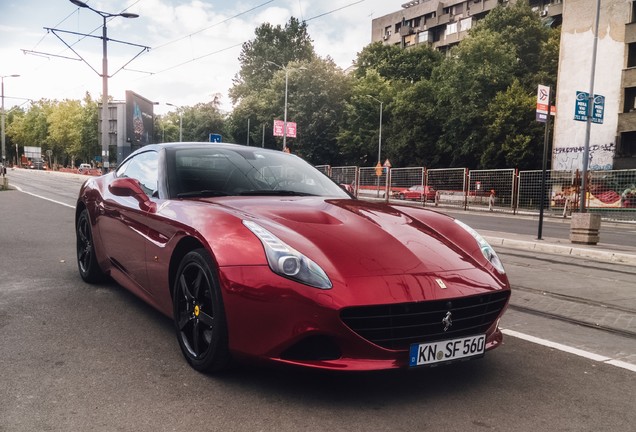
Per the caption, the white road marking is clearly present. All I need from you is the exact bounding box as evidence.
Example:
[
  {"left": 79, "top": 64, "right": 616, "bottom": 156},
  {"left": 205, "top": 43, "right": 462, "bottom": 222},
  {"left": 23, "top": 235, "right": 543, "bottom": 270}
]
[
  {"left": 502, "top": 329, "right": 636, "bottom": 373},
  {"left": 13, "top": 185, "right": 75, "bottom": 209}
]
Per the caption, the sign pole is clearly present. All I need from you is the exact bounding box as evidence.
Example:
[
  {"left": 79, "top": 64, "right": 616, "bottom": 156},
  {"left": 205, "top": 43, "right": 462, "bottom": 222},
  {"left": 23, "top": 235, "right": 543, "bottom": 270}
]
[
  {"left": 537, "top": 88, "right": 551, "bottom": 240},
  {"left": 580, "top": 0, "right": 601, "bottom": 213}
]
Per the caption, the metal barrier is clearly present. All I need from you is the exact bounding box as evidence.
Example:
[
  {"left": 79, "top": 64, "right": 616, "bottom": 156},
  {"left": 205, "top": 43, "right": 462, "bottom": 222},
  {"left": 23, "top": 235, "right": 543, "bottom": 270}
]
[
  {"left": 315, "top": 165, "right": 331, "bottom": 177},
  {"left": 517, "top": 170, "right": 579, "bottom": 217},
  {"left": 426, "top": 168, "right": 468, "bottom": 209},
  {"left": 331, "top": 166, "right": 358, "bottom": 195},
  {"left": 388, "top": 167, "right": 428, "bottom": 204},
  {"left": 358, "top": 166, "right": 388, "bottom": 201},
  {"left": 468, "top": 169, "right": 516, "bottom": 213},
  {"left": 317, "top": 162, "right": 636, "bottom": 222}
]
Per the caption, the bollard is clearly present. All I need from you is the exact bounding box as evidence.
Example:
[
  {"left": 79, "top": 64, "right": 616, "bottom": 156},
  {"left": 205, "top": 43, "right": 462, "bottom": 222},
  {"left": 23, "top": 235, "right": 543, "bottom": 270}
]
[{"left": 569, "top": 213, "right": 601, "bottom": 245}]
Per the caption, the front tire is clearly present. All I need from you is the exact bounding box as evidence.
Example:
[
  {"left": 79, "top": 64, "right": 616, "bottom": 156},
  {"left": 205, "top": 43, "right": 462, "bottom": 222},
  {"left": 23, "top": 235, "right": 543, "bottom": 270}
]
[
  {"left": 76, "top": 208, "right": 105, "bottom": 283},
  {"left": 173, "top": 249, "right": 230, "bottom": 373}
]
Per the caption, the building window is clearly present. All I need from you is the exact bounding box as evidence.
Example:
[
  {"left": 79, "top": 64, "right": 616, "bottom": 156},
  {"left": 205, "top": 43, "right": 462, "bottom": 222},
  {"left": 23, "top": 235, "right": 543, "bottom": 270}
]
[
  {"left": 619, "top": 132, "right": 636, "bottom": 157},
  {"left": 446, "top": 22, "right": 458, "bottom": 35},
  {"left": 628, "top": 43, "right": 636, "bottom": 68},
  {"left": 624, "top": 87, "right": 636, "bottom": 113},
  {"left": 632, "top": 1, "right": 636, "bottom": 23}
]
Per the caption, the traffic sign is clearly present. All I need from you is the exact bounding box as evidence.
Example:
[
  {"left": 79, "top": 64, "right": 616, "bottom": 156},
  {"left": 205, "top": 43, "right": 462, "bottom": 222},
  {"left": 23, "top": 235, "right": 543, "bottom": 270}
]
[
  {"left": 375, "top": 162, "right": 383, "bottom": 177},
  {"left": 536, "top": 84, "right": 550, "bottom": 123},
  {"left": 574, "top": 91, "right": 604, "bottom": 124},
  {"left": 209, "top": 133, "right": 222, "bottom": 142},
  {"left": 592, "top": 94, "right": 604, "bottom": 124}
]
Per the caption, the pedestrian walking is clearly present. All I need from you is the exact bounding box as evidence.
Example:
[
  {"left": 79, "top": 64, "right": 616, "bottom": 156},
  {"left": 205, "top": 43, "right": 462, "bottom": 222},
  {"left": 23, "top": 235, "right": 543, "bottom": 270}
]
[{"left": 489, "top": 189, "right": 495, "bottom": 211}]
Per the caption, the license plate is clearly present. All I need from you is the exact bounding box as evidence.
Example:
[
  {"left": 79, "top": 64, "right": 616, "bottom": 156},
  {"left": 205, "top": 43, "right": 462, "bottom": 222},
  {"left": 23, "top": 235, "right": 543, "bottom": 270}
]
[{"left": 409, "top": 334, "right": 485, "bottom": 367}]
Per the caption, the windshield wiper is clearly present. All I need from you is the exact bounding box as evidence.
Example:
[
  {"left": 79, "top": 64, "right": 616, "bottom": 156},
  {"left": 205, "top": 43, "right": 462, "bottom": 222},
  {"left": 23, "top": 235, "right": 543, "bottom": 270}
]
[
  {"left": 237, "top": 190, "right": 316, "bottom": 197},
  {"left": 177, "top": 190, "right": 230, "bottom": 198}
]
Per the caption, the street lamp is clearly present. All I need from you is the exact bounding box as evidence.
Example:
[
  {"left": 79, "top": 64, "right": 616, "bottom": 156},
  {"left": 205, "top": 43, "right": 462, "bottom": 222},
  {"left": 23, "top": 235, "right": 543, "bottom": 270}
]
[
  {"left": 1, "top": 74, "right": 20, "bottom": 165},
  {"left": 367, "top": 95, "right": 383, "bottom": 166},
  {"left": 69, "top": 0, "right": 139, "bottom": 173},
  {"left": 266, "top": 61, "right": 305, "bottom": 151},
  {"left": 165, "top": 103, "right": 183, "bottom": 142}
]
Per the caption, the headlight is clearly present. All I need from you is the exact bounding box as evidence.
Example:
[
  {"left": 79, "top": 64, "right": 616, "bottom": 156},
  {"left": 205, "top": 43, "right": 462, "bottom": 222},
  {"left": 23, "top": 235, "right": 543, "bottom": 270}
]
[
  {"left": 454, "top": 219, "right": 505, "bottom": 274},
  {"left": 243, "top": 220, "right": 332, "bottom": 289}
]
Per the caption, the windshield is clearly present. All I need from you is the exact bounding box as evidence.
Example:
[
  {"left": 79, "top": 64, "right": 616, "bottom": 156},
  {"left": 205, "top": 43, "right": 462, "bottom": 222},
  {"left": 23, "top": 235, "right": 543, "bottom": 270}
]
[{"left": 171, "top": 146, "right": 349, "bottom": 199}]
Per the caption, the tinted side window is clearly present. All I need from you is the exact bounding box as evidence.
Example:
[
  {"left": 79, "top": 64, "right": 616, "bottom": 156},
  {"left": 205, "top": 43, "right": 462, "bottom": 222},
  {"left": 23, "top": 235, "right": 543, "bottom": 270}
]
[{"left": 117, "top": 151, "right": 158, "bottom": 196}]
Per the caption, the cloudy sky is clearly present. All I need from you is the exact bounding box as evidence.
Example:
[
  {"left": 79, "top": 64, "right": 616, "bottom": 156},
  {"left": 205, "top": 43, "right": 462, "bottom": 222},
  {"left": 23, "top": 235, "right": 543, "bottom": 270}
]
[{"left": 0, "top": 0, "right": 400, "bottom": 114}]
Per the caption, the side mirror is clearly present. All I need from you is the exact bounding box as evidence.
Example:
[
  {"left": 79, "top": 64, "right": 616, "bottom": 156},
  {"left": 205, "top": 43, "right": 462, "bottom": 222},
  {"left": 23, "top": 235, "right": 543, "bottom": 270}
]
[{"left": 109, "top": 177, "right": 157, "bottom": 213}]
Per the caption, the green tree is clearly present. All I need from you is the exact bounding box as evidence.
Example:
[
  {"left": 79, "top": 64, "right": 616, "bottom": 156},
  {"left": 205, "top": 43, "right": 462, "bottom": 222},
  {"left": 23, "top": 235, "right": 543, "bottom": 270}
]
[
  {"left": 7, "top": 99, "right": 54, "bottom": 164},
  {"left": 432, "top": 30, "right": 518, "bottom": 167},
  {"left": 230, "top": 17, "right": 315, "bottom": 104},
  {"left": 337, "top": 70, "right": 394, "bottom": 166},
  {"left": 181, "top": 96, "right": 226, "bottom": 142},
  {"left": 470, "top": 2, "right": 552, "bottom": 88},
  {"left": 282, "top": 58, "right": 352, "bottom": 164},
  {"left": 47, "top": 99, "right": 83, "bottom": 167},
  {"left": 481, "top": 80, "right": 545, "bottom": 169},
  {"left": 80, "top": 92, "right": 99, "bottom": 164},
  {"left": 355, "top": 42, "right": 442, "bottom": 82},
  {"left": 386, "top": 79, "right": 442, "bottom": 167}
]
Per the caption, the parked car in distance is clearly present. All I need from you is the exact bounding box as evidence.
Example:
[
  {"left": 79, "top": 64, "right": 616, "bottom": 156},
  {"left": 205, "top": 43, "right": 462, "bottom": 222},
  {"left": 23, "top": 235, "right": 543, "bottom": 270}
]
[
  {"left": 78, "top": 163, "right": 92, "bottom": 173},
  {"left": 29, "top": 158, "right": 46, "bottom": 170},
  {"left": 75, "top": 142, "right": 510, "bottom": 373},
  {"left": 393, "top": 185, "right": 436, "bottom": 201}
]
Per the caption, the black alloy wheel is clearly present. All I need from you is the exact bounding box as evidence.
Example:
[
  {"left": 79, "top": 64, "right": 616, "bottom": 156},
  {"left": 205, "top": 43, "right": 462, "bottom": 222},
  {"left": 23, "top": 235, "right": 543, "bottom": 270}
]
[
  {"left": 173, "top": 249, "right": 230, "bottom": 373},
  {"left": 76, "top": 209, "right": 105, "bottom": 283}
]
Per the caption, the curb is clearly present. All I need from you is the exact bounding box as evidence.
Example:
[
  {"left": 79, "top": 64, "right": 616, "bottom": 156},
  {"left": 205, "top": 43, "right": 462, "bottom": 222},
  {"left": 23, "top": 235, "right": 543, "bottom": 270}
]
[{"left": 484, "top": 236, "right": 636, "bottom": 266}]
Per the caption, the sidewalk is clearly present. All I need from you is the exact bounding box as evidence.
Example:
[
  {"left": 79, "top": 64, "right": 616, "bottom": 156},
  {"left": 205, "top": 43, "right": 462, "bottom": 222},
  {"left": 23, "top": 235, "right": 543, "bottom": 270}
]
[{"left": 483, "top": 231, "right": 636, "bottom": 338}]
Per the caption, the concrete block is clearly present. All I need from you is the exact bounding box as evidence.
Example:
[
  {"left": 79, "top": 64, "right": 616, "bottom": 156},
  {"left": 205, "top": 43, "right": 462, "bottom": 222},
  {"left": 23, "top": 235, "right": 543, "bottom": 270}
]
[{"left": 569, "top": 213, "right": 601, "bottom": 245}]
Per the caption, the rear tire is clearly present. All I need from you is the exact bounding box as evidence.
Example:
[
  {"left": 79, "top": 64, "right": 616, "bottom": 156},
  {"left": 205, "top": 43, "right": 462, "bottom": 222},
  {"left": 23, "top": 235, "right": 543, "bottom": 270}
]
[
  {"left": 76, "top": 209, "right": 105, "bottom": 283},
  {"left": 173, "top": 249, "right": 230, "bottom": 373}
]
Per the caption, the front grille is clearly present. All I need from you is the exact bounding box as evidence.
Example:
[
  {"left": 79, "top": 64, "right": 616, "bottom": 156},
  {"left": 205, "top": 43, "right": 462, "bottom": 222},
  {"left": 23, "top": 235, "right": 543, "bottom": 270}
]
[{"left": 340, "top": 291, "right": 510, "bottom": 350}]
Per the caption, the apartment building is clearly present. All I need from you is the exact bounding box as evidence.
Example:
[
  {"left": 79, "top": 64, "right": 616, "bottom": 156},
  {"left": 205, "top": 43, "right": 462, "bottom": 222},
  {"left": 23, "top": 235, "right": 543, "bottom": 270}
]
[
  {"left": 372, "top": 0, "right": 636, "bottom": 170},
  {"left": 371, "top": 0, "right": 562, "bottom": 52}
]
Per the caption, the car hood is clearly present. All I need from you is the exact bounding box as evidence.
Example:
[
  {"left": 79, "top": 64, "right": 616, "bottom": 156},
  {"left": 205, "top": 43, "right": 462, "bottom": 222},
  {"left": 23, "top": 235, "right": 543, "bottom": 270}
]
[{"left": 216, "top": 197, "right": 486, "bottom": 279}]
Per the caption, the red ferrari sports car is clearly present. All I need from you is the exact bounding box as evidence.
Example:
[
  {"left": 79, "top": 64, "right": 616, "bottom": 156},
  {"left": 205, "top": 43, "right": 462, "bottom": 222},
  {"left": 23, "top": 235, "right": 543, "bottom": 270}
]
[{"left": 76, "top": 143, "right": 510, "bottom": 373}]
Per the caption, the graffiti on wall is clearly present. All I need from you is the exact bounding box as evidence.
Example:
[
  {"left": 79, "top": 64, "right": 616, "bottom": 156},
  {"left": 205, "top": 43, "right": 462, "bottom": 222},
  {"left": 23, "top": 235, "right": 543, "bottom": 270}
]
[{"left": 553, "top": 142, "right": 615, "bottom": 171}]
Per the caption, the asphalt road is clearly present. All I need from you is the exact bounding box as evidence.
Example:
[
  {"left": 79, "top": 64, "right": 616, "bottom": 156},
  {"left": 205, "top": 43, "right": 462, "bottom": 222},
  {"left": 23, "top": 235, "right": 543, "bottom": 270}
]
[{"left": 1, "top": 170, "right": 635, "bottom": 431}]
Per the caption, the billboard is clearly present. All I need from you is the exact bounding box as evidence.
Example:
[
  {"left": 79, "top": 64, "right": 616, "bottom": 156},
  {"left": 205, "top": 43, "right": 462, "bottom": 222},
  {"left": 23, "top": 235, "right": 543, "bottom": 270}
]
[{"left": 125, "top": 90, "right": 155, "bottom": 154}]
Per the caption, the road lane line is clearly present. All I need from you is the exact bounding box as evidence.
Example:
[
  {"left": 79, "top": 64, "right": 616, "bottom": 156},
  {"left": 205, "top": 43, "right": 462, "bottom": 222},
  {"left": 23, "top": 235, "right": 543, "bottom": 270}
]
[
  {"left": 13, "top": 185, "right": 75, "bottom": 209},
  {"left": 502, "top": 329, "right": 635, "bottom": 372}
]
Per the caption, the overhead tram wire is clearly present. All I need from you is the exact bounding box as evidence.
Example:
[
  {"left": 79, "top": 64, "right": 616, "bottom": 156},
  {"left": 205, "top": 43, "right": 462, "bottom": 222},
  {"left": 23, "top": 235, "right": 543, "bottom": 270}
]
[
  {"left": 151, "top": 0, "right": 275, "bottom": 51},
  {"left": 129, "top": 0, "right": 370, "bottom": 80},
  {"left": 305, "top": 0, "right": 365, "bottom": 22}
]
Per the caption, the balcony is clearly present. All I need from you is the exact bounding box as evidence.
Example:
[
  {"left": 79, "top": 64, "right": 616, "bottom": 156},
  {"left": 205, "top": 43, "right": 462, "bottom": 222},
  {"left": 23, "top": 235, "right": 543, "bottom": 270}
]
[
  {"left": 548, "top": 2, "right": 563, "bottom": 16},
  {"left": 626, "top": 22, "right": 636, "bottom": 44},
  {"left": 622, "top": 68, "right": 636, "bottom": 88},
  {"left": 399, "top": 26, "right": 415, "bottom": 36}
]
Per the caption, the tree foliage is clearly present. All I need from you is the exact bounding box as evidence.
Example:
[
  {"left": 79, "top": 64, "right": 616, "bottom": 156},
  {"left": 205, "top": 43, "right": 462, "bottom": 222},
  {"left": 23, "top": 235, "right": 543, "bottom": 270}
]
[{"left": 229, "top": 17, "right": 315, "bottom": 104}]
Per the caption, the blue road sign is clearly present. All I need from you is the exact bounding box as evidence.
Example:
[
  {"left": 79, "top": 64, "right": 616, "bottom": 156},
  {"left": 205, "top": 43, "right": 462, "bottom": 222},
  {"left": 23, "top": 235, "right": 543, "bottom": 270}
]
[
  {"left": 209, "top": 133, "right": 222, "bottom": 143},
  {"left": 574, "top": 91, "right": 604, "bottom": 124}
]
